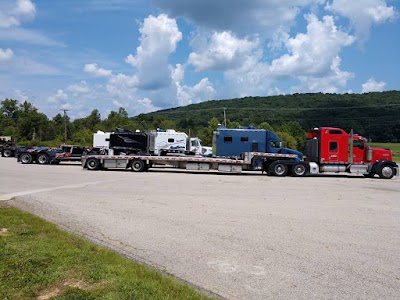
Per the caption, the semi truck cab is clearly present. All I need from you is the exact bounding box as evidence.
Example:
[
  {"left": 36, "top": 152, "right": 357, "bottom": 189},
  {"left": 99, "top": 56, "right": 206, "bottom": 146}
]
[
  {"left": 306, "top": 127, "right": 397, "bottom": 179},
  {"left": 213, "top": 126, "right": 302, "bottom": 160}
]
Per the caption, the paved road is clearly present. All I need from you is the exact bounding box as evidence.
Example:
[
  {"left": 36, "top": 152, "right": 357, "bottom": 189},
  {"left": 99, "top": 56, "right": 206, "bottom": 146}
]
[{"left": 1, "top": 158, "right": 400, "bottom": 299}]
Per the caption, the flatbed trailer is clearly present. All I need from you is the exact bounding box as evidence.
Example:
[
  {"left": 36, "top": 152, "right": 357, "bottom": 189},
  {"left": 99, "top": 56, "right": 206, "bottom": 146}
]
[{"left": 82, "top": 152, "right": 302, "bottom": 175}]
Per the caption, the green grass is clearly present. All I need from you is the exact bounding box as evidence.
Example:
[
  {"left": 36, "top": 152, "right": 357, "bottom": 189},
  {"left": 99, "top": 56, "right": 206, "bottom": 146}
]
[
  {"left": 0, "top": 205, "right": 214, "bottom": 300},
  {"left": 369, "top": 142, "right": 400, "bottom": 162}
]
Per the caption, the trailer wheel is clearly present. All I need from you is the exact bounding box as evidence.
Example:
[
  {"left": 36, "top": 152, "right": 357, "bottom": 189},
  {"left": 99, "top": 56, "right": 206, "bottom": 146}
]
[
  {"left": 37, "top": 153, "right": 49, "bottom": 164},
  {"left": 2, "top": 149, "right": 13, "bottom": 157},
  {"left": 131, "top": 159, "right": 146, "bottom": 172},
  {"left": 291, "top": 163, "right": 307, "bottom": 177},
  {"left": 269, "top": 161, "right": 288, "bottom": 176},
  {"left": 20, "top": 153, "right": 33, "bottom": 164},
  {"left": 378, "top": 164, "right": 394, "bottom": 179},
  {"left": 86, "top": 158, "right": 100, "bottom": 170}
]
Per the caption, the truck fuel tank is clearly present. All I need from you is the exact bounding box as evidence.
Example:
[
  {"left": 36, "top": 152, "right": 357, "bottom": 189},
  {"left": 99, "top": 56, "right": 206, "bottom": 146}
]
[{"left": 320, "top": 165, "right": 347, "bottom": 173}]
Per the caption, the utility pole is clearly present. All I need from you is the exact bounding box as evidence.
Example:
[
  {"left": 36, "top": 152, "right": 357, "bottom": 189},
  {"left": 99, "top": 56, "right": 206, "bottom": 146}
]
[
  {"left": 61, "top": 109, "right": 69, "bottom": 144},
  {"left": 223, "top": 107, "right": 227, "bottom": 127}
]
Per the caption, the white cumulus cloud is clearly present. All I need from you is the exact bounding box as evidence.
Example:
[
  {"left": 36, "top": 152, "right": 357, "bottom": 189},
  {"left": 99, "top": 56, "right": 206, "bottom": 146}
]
[
  {"left": 137, "top": 97, "right": 161, "bottom": 114},
  {"left": 188, "top": 31, "right": 261, "bottom": 71},
  {"left": 270, "top": 14, "right": 354, "bottom": 77},
  {"left": 106, "top": 73, "right": 139, "bottom": 99},
  {"left": 47, "top": 89, "right": 68, "bottom": 104},
  {"left": 125, "top": 14, "right": 182, "bottom": 90},
  {"left": 67, "top": 81, "right": 91, "bottom": 94},
  {"left": 0, "top": 0, "right": 36, "bottom": 28},
  {"left": 362, "top": 78, "right": 386, "bottom": 93},
  {"left": 84, "top": 63, "right": 113, "bottom": 77},
  {"left": 0, "top": 48, "right": 14, "bottom": 62},
  {"left": 326, "top": 0, "right": 396, "bottom": 41},
  {"left": 220, "top": 13, "right": 356, "bottom": 96},
  {"left": 172, "top": 64, "right": 216, "bottom": 106}
]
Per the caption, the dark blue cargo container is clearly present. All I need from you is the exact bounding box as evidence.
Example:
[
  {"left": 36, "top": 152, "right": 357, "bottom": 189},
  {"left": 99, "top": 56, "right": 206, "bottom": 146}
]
[{"left": 213, "top": 126, "right": 302, "bottom": 160}]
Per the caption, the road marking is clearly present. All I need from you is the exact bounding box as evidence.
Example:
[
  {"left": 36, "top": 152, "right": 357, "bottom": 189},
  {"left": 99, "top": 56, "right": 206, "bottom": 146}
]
[{"left": 0, "top": 180, "right": 117, "bottom": 201}]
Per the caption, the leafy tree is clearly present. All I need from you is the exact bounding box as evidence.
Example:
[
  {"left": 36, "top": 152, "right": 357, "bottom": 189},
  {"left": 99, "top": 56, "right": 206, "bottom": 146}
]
[
  {"left": 103, "top": 108, "right": 131, "bottom": 130},
  {"left": 226, "top": 120, "right": 240, "bottom": 129},
  {"left": 258, "top": 122, "right": 274, "bottom": 131},
  {"left": 0, "top": 99, "right": 19, "bottom": 137},
  {"left": 278, "top": 121, "right": 306, "bottom": 151},
  {"left": 73, "top": 128, "right": 93, "bottom": 145},
  {"left": 197, "top": 117, "right": 220, "bottom": 146},
  {"left": 0, "top": 98, "right": 19, "bottom": 119},
  {"left": 85, "top": 109, "right": 101, "bottom": 131},
  {"left": 17, "top": 101, "right": 49, "bottom": 141},
  {"left": 276, "top": 131, "right": 298, "bottom": 150}
]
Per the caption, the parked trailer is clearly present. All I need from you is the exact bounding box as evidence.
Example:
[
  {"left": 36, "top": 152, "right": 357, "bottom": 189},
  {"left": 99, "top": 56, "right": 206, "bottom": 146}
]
[
  {"left": 82, "top": 152, "right": 301, "bottom": 174},
  {"left": 0, "top": 136, "right": 17, "bottom": 157},
  {"left": 17, "top": 145, "right": 88, "bottom": 165}
]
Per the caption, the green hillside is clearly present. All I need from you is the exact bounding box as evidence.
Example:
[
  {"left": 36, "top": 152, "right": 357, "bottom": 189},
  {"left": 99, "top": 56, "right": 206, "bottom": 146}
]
[{"left": 144, "top": 91, "right": 400, "bottom": 143}]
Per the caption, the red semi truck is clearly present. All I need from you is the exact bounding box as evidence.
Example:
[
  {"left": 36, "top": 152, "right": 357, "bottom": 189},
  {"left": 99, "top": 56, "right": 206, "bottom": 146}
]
[{"left": 305, "top": 127, "right": 397, "bottom": 179}]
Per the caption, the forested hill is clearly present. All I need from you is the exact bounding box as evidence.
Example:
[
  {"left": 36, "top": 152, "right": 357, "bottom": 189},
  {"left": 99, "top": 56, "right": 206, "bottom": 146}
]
[{"left": 144, "top": 91, "right": 400, "bottom": 142}]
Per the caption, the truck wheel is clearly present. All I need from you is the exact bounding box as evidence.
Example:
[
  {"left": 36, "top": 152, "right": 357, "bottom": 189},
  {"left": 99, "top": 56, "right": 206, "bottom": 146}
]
[
  {"left": 131, "top": 159, "right": 146, "bottom": 172},
  {"left": 86, "top": 158, "right": 100, "bottom": 170},
  {"left": 268, "top": 161, "right": 288, "bottom": 176},
  {"left": 292, "top": 163, "right": 306, "bottom": 177},
  {"left": 262, "top": 161, "right": 272, "bottom": 174},
  {"left": 20, "top": 153, "right": 33, "bottom": 164},
  {"left": 378, "top": 164, "right": 394, "bottom": 179},
  {"left": 37, "top": 153, "right": 49, "bottom": 164},
  {"left": 2, "top": 149, "right": 13, "bottom": 157}
]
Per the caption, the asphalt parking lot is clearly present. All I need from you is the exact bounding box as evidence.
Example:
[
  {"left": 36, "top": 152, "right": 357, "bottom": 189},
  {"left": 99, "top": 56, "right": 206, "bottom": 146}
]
[{"left": 1, "top": 157, "right": 400, "bottom": 300}]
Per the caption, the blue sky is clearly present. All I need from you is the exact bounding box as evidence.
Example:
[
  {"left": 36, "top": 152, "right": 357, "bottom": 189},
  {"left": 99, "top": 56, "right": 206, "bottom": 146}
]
[{"left": 0, "top": 0, "right": 399, "bottom": 119}]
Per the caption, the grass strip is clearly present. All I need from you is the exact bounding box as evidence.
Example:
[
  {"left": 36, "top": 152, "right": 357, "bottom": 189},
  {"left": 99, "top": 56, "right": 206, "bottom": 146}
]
[{"left": 0, "top": 205, "right": 214, "bottom": 300}]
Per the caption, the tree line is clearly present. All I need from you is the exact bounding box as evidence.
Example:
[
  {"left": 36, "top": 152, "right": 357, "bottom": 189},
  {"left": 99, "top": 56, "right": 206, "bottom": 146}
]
[{"left": 1, "top": 91, "right": 399, "bottom": 151}]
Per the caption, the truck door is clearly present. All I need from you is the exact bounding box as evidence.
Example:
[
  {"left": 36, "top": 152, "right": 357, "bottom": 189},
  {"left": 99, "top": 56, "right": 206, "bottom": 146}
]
[
  {"left": 319, "top": 128, "right": 349, "bottom": 163},
  {"left": 328, "top": 141, "right": 339, "bottom": 162},
  {"left": 352, "top": 139, "right": 365, "bottom": 163}
]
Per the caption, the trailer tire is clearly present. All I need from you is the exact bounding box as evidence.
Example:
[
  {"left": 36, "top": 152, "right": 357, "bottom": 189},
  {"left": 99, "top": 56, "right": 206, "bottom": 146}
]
[
  {"left": 292, "top": 163, "right": 307, "bottom": 177},
  {"left": 2, "top": 149, "right": 13, "bottom": 157},
  {"left": 20, "top": 153, "right": 33, "bottom": 164},
  {"left": 269, "top": 161, "right": 288, "bottom": 176},
  {"left": 131, "top": 159, "right": 146, "bottom": 172},
  {"left": 37, "top": 153, "right": 49, "bottom": 164},
  {"left": 378, "top": 164, "right": 394, "bottom": 179},
  {"left": 86, "top": 158, "right": 100, "bottom": 170}
]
